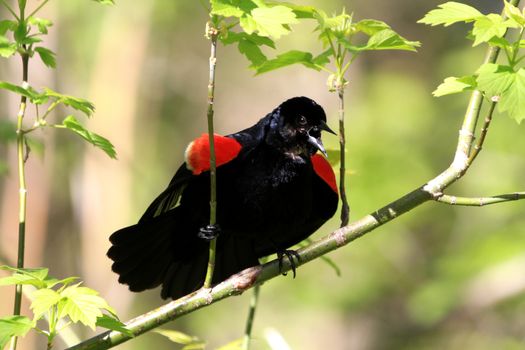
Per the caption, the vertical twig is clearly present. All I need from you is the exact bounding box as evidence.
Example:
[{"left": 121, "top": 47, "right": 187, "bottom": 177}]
[
  {"left": 203, "top": 17, "right": 219, "bottom": 289},
  {"left": 242, "top": 283, "right": 261, "bottom": 350},
  {"left": 10, "top": 47, "right": 29, "bottom": 350},
  {"left": 337, "top": 86, "right": 350, "bottom": 227}
]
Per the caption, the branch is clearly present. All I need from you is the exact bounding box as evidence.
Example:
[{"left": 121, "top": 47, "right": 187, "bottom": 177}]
[
  {"left": 435, "top": 192, "right": 525, "bottom": 206},
  {"left": 66, "top": 2, "right": 520, "bottom": 349}
]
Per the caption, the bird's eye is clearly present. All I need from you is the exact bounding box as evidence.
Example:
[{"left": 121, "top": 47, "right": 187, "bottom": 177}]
[{"left": 297, "top": 115, "right": 307, "bottom": 126}]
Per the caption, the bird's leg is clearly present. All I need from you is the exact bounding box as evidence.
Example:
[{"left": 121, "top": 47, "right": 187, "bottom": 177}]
[
  {"left": 277, "top": 250, "right": 301, "bottom": 278},
  {"left": 198, "top": 224, "right": 221, "bottom": 241}
]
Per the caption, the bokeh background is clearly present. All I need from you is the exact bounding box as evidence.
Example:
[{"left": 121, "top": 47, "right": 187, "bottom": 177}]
[{"left": 1, "top": 0, "right": 525, "bottom": 349}]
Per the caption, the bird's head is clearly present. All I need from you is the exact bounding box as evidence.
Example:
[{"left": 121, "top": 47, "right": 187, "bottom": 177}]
[{"left": 267, "top": 96, "right": 335, "bottom": 161}]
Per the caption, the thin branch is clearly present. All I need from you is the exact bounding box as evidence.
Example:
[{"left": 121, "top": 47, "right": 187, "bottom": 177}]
[
  {"left": 337, "top": 86, "right": 350, "bottom": 227},
  {"left": 1, "top": 0, "right": 19, "bottom": 20},
  {"left": 242, "top": 283, "right": 261, "bottom": 350},
  {"left": 10, "top": 49, "right": 29, "bottom": 350},
  {"left": 27, "top": 0, "right": 49, "bottom": 18},
  {"left": 435, "top": 192, "right": 525, "bottom": 206},
  {"left": 203, "top": 18, "right": 219, "bottom": 289},
  {"left": 468, "top": 99, "right": 496, "bottom": 165}
]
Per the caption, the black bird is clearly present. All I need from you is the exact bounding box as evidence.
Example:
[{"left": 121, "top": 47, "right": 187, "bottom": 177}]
[{"left": 108, "top": 96, "right": 339, "bottom": 299}]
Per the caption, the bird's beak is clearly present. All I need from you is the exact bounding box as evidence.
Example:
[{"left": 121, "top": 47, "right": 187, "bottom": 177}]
[
  {"left": 307, "top": 135, "right": 328, "bottom": 157},
  {"left": 320, "top": 120, "right": 336, "bottom": 135}
]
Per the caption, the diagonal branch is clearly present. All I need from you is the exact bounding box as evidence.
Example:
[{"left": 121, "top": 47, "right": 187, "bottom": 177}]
[{"left": 66, "top": 2, "right": 520, "bottom": 349}]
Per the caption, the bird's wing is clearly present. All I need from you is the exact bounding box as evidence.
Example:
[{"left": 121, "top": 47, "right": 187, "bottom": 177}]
[{"left": 139, "top": 133, "right": 245, "bottom": 223}]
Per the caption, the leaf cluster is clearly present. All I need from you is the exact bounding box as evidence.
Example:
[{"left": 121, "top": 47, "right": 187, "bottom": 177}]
[
  {"left": 0, "top": 266, "right": 130, "bottom": 349},
  {"left": 420, "top": 1, "right": 525, "bottom": 123},
  {"left": 0, "top": 81, "right": 116, "bottom": 158},
  {"left": 210, "top": 0, "right": 420, "bottom": 81}
]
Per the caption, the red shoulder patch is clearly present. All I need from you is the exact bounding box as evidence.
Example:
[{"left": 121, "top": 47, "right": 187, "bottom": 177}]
[
  {"left": 185, "top": 133, "right": 242, "bottom": 175},
  {"left": 311, "top": 154, "right": 338, "bottom": 194}
]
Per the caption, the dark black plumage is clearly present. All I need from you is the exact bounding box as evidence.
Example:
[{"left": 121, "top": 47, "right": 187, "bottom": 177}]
[{"left": 107, "top": 96, "right": 339, "bottom": 299}]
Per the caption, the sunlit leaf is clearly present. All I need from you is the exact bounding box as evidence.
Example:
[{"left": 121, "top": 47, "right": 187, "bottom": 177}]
[
  {"left": 472, "top": 14, "right": 508, "bottom": 46},
  {"left": 0, "top": 36, "right": 16, "bottom": 58},
  {"left": 433, "top": 75, "right": 477, "bottom": 97},
  {"left": 44, "top": 88, "right": 94, "bottom": 116},
  {"left": 216, "top": 338, "right": 243, "bottom": 350},
  {"left": 0, "top": 266, "right": 51, "bottom": 289},
  {"left": 28, "top": 17, "right": 53, "bottom": 34},
  {"left": 498, "top": 68, "right": 525, "bottom": 123},
  {"left": 35, "top": 47, "right": 56, "bottom": 68},
  {"left": 476, "top": 63, "right": 515, "bottom": 97},
  {"left": 30, "top": 289, "right": 61, "bottom": 320},
  {"left": 210, "top": 0, "right": 245, "bottom": 17},
  {"left": 255, "top": 50, "right": 317, "bottom": 74},
  {"left": 418, "top": 1, "right": 483, "bottom": 27},
  {"left": 504, "top": 0, "right": 525, "bottom": 26},
  {"left": 61, "top": 115, "right": 117, "bottom": 159},
  {"left": 0, "top": 20, "right": 16, "bottom": 35},
  {"left": 0, "top": 316, "right": 34, "bottom": 350},
  {"left": 250, "top": 5, "right": 298, "bottom": 39},
  {"left": 0, "top": 81, "right": 46, "bottom": 104},
  {"left": 58, "top": 284, "right": 114, "bottom": 330},
  {"left": 356, "top": 19, "right": 390, "bottom": 35},
  {"left": 96, "top": 315, "right": 133, "bottom": 337},
  {"left": 364, "top": 29, "right": 420, "bottom": 51}
]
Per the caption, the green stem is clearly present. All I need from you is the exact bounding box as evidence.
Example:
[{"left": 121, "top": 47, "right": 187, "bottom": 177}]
[
  {"left": 337, "top": 86, "right": 349, "bottom": 227},
  {"left": 27, "top": 0, "right": 49, "bottom": 18},
  {"left": 1, "top": 0, "right": 19, "bottom": 20},
  {"left": 10, "top": 50, "right": 29, "bottom": 350},
  {"left": 203, "top": 18, "right": 219, "bottom": 289},
  {"left": 242, "top": 283, "right": 261, "bottom": 350}
]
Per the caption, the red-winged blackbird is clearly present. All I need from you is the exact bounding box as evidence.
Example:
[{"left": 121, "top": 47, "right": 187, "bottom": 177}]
[{"left": 108, "top": 96, "right": 339, "bottom": 299}]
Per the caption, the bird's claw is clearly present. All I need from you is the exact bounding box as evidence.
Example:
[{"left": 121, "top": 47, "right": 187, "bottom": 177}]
[
  {"left": 198, "top": 224, "right": 221, "bottom": 241},
  {"left": 277, "top": 250, "right": 301, "bottom": 278}
]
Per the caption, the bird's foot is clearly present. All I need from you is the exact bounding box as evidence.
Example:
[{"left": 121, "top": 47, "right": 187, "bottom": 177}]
[
  {"left": 198, "top": 224, "right": 221, "bottom": 241},
  {"left": 277, "top": 249, "right": 301, "bottom": 278}
]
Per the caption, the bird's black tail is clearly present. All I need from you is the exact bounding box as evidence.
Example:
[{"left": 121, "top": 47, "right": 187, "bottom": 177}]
[{"left": 107, "top": 212, "right": 259, "bottom": 300}]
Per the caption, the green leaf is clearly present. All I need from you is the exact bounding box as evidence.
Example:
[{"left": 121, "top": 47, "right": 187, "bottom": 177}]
[
  {"left": 0, "top": 37, "right": 16, "bottom": 58},
  {"left": 312, "top": 48, "right": 333, "bottom": 68},
  {"left": 355, "top": 19, "right": 390, "bottom": 36},
  {"left": 250, "top": 5, "right": 298, "bottom": 39},
  {"left": 498, "top": 68, "right": 525, "bottom": 123},
  {"left": 0, "top": 316, "right": 34, "bottom": 350},
  {"left": 270, "top": 2, "right": 317, "bottom": 19},
  {"left": 364, "top": 29, "right": 420, "bottom": 51},
  {"left": 153, "top": 329, "right": 205, "bottom": 348},
  {"left": 58, "top": 284, "right": 114, "bottom": 330},
  {"left": 14, "top": 21, "right": 28, "bottom": 43},
  {"left": 504, "top": 0, "right": 525, "bottom": 26},
  {"left": 35, "top": 47, "right": 56, "bottom": 68},
  {"left": 0, "top": 81, "right": 46, "bottom": 104},
  {"left": 433, "top": 75, "right": 477, "bottom": 97},
  {"left": 472, "top": 14, "right": 508, "bottom": 46},
  {"left": 61, "top": 115, "right": 117, "bottom": 159},
  {"left": 0, "top": 20, "right": 16, "bottom": 35},
  {"left": 238, "top": 38, "right": 267, "bottom": 67},
  {"left": 44, "top": 88, "right": 95, "bottom": 116},
  {"left": 210, "top": 0, "right": 245, "bottom": 17},
  {"left": 255, "top": 50, "right": 318, "bottom": 74},
  {"left": 96, "top": 315, "right": 133, "bottom": 337},
  {"left": 28, "top": 17, "right": 53, "bottom": 34},
  {"left": 30, "top": 289, "right": 61, "bottom": 320},
  {"left": 0, "top": 266, "right": 52, "bottom": 289},
  {"left": 418, "top": 1, "right": 483, "bottom": 27},
  {"left": 476, "top": 63, "right": 515, "bottom": 97}
]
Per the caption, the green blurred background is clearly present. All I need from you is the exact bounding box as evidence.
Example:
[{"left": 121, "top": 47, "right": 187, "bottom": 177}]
[{"left": 1, "top": 0, "right": 525, "bottom": 349}]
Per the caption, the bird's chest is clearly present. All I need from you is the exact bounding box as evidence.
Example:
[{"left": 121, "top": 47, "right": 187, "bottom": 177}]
[{"left": 226, "top": 154, "right": 314, "bottom": 228}]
